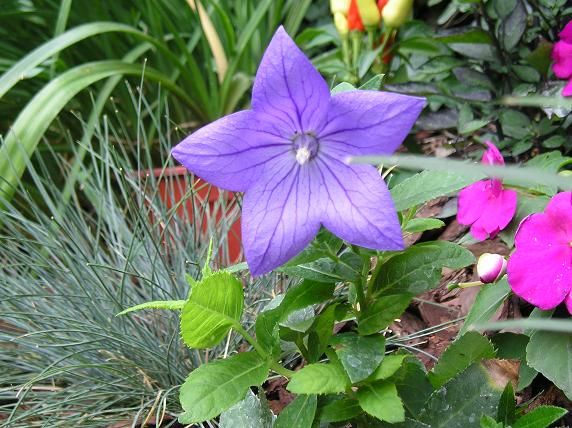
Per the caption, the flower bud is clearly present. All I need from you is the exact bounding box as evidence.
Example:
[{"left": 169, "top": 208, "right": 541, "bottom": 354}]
[
  {"left": 334, "top": 12, "right": 349, "bottom": 36},
  {"left": 477, "top": 253, "right": 507, "bottom": 284},
  {"left": 330, "top": 0, "right": 351, "bottom": 15},
  {"left": 356, "top": 0, "right": 381, "bottom": 27},
  {"left": 382, "top": 0, "right": 413, "bottom": 28},
  {"left": 348, "top": 0, "right": 364, "bottom": 31}
]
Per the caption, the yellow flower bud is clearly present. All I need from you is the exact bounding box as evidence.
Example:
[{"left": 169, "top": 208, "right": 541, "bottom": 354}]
[
  {"left": 356, "top": 0, "right": 381, "bottom": 27},
  {"left": 382, "top": 0, "right": 414, "bottom": 28},
  {"left": 330, "top": 0, "right": 351, "bottom": 15},
  {"left": 334, "top": 12, "right": 349, "bottom": 36}
]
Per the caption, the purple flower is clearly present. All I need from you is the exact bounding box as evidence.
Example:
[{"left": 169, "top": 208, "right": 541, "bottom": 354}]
[
  {"left": 507, "top": 192, "right": 572, "bottom": 314},
  {"left": 457, "top": 142, "right": 518, "bottom": 241},
  {"left": 172, "top": 26, "right": 425, "bottom": 276}
]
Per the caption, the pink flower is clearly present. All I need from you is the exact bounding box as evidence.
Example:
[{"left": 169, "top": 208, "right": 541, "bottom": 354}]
[
  {"left": 477, "top": 253, "right": 507, "bottom": 284},
  {"left": 507, "top": 192, "right": 572, "bottom": 314},
  {"left": 457, "top": 142, "right": 518, "bottom": 241},
  {"left": 552, "top": 20, "right": 572, "bottom": 97}
]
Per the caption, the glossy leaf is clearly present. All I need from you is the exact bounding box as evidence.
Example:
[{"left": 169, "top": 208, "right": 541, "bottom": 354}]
[
  {"left": 219, "top": 390, "right": 275, "bottom": 428},
  {"left": 497, "top": 381, "right": 516, "bottom": 426},
  {"left": 288, "top": 363, "right": 350, "bottom": 394},
  {"left": 357, "top": 381, "right": 405, "bottom": 423},
  {"left": 460, "top": 278, "right": 511, "bottom": 335},
  {"left": 319, "top": 398, "right": 362, "bottom": 423},
  {"left": 330, "top": 333, "right": 386, "bottom": 383},
  {"left": 274, "top": 394, "right": 317, "bottom": 428},
  {"left": 368, "top": 355, "right": 408, "bottom": 381},
  {"left": 358, "top": 294, "right": 412, "bottom": 335},
  {"left": 404, "top": 218, "right": 446, "bottom": 233},
  {"left": 512, "top": 406, "right": 567, "bottom": 428}
]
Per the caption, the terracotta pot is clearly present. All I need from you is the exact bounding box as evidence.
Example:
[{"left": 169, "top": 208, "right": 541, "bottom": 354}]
[{"left": 148, "top": 166, "right": 242, "bottom": 263}]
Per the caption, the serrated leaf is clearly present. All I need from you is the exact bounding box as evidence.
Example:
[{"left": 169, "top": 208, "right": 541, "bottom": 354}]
[
  {"left": 391, "top": 170, "right": 480, "bottom": 211},
  {"left": 374, "top": 241, "right": 475, "bottom": 296},
  {"left": 117, "top": 299, "right": 185, "bottom": 315},
  {"left": 527, "top": 331, "right": 572, "bottom": 400},
  {"left": 497, "top": 381, "right": 516, "bottom": 426},
  {"left": 429, "top": 332, "right": 496, "bottom": 388},
  {"left": 288, "top": 363, "right": 350, "bottom": 394},
  {"left": 319, "top": 398, "right": 362, "bottom": 423},
  {"left": 330, "top": 333, "right": 386, "bottom": 383},
  {"left": 178, "top": 352, "right": 269, "bottom": 424},
  {"left": 357, "top": 381, "right": 405, "bottom": 423},
  {"left": 460, "top": 278, "right": 511, "bottom": 335},
  {"left": 219, "top": 390, "right": 275, "bottom": 428},
  {"left": 358, "top": 294, "right": 413, "bottom": 335},
  {"left": 180, "top": 271, "right": 243, "bottom": 349},
  {"left": 420, "top": 364, "right": 502, "bottom": 427},
  {"left": 512, "top": 405, "right": 567, "bottom": 428},
  {"left": 368, "top": 355, "right": 408, "bottom": 381},
  {"left": 274, "top": 394, "right": 317, "bottom": 428},
  {"left": 404, "top": 218, "right": 446, "bottom": 233},
  {"left": 394, "top": 357, "right": 433, "bottom": 417}
]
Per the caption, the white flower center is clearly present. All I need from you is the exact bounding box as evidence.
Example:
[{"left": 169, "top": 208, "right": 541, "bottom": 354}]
[{"left": 292, "top": 133, "right": 319, "bottom": 165}]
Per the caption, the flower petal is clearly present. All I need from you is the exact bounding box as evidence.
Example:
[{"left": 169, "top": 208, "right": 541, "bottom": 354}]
[
  {"left": 251, "top": 26, "right": 330, "bottom": 134},
  {"left": 482, "top": 141, "right": 504, "bottom": 166},
  {"left": 552, "top": 40, "right": 572, "bottom": 79},
  {"left": 562, "top": 79, "right": 572, "bottom": 97},
  {"left": 171, "top": 110, "right": 291, "bottom": 192},
  {"left": 315, "top": 157, "right": 403, "bottom": 250},
  {"left": 565, "top": 293, "right": 572, "bottom": 316},
  {"left": 544, "top": 191, "right": 572, "bottom": 240},
  {"left": 560, "top": 19, "right": 572, "bottom": 43},
  {"left": 507, "top": 245, "right": 572, "bottom": 310},
  {"left": 242, "top": 160, "right": 322, "bottom": 276},
  {"left": 457, "top": 181, "right": 517, "bottom": 241},
  {"left": 318, "top": 91, "right": 425, "bottom": 158}
]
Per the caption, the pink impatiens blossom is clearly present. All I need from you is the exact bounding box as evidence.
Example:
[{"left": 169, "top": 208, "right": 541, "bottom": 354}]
[
  {"left": 552, "top": 19, "right": 572, "bottom": 97},
  {"left": 457, "top": 142, "right": 518, "bottom": 241},
  {"left": 507, "top": 192, "right": 572, "bottom": 314},
  {"left": 477, "top": 253, "right": 507, "bottom": 284}
]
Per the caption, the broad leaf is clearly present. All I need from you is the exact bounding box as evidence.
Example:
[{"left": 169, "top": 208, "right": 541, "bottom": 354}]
[
  {"left": 460, "top": 278, "right": 511, "bottom": 335},
  {"left": 394, "top": 356, "right": 433, "bottom": 417},
  {"left": 117, "top": 299, "right": 185, "bottom": 315},
  {"left": 358, "top": 294, "right": 412, "bottom": 335},
  {"left": 179, "top": 352, "right": 269, "bottom": 424},
  {"left": 357, "top": 381, "right": 405, "bottom": 423},
  {"left": 527, "top": 331, "right": 572, "bottom": 400},
  {"left": 512, "top": 405, "right": 567, "bottom": 428},
  {"left": 330, "top": 333, "right": 386, "bottom": 383},
  {"left": 274, "top": 394, "right": 317, "bottom": 428},
  {"left": 404, "top": 218, "right": 446, "bottom": 233},
  {"left": 319, "top": 398, "right": 362, "bottom": 423},
  {"left": 390, "top": 170, "right": 479, "bottom": 211},
  {"left": 219, "top": 390, "right": 275, "bottom": 428},
  {"left": 429, "top": 332, "right": 496, "bottom": 388},
  {"left": 420, "top": 364, "right": 502, "bottom": 428},
  {"left": 288, "top": 363, "right": 350, "bottom": 394},
  {"left": 284, "top": 229, "right": 342, "bottom": 267},
  {"left": 497, "top": 381, "right": 516, "bottom": 426},
  {"left": 368, "top": 355, "right": 408, "bottom": 381},
  {"left": 279, "top": 252, "right": 362, "bottom": 283},
  {"left": 180, "top": 271, "right": 243, "bottom": 349},
  {"left": 374, "top": 241, "right": 475, "bottom": 296},
  {"left": 480, "top": 415, "right": 503, "bottom": 428}
]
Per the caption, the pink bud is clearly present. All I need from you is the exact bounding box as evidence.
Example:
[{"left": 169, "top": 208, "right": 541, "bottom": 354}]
[{"left": 477, "top": 253, "right": 507, "bottom": 284}]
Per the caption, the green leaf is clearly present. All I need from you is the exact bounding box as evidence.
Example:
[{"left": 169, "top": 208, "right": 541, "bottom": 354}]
[
  {"left": 178, "top": 352, "right": 269, "bottom": 424},
  {"left": 391, "top": 170, "right": 479, "bottom": 211},
  {"left": 497, "top": 381, "right": 516, "bottom": 426},
  {"left": 279, "top": 252, "right": 362, "bottom": 283},
  {"left": 460, "top": 278, "right": 511, "bottom": 335},
  {"left": 0, "top": 60, "right": 194, "bottom": 204},
  {"left": 480, "top": 415, "right": 503, "bottom": 428},
  {"left": 527, "top": 331, "right": 572, "bottom": 400},
  {"left": 359, "top": 74, "right": 384, "bottom": 91},
  {"left": 500, "top": 109, "right": 531, "bottom": 139},
  {"left": 500, "top": 194, "right": 550, "bottom": 246},
  {"left": 357, "top": 381, "right": 405, "bottom": 423},
  {"left": 288, "top": 363, "right": 350, "bottom": 394},
  {"left": 358, "top": 294, "right": 413, "bottom": 335},
  {"left": 499, "top": 0, "right": 526, "bottom": 51},
  {"left": 404, "top": 218, "right": 446, "bottom": 233},
  {"left": 512, "top": 65, "right": 540, "bottom": 83},
  {"left": 330, "top": 333, "right": 386, "bottom": 383},
  {"left": 278, "top": 280, "right": 336, "bottom": 317},
  {"left": 419, "top": 364, "right": 502, "bottom": 427},
  {"left": 274, "top": 394, "right": 317, "bottom": 428},
  {"left": 368, "top": 355, "right": 408, "bottom": 381},
  {"left": 512, "top": 406, "right": 567, "bottom": 428},
  {"left": 374, "top": 241, "right": 475, "bottom": 296},
  {"left": 331, "top": 82, "right": 356, "bottom": 94},
  {"left": 117, "top": 300, "right": 186, "bottom": 316},
  {"left": 219, "top": 390, "right": 275, "bottom": 428},
  {"left": 429, "top": 332, "right": 496, "bottom": 388},
  {"left": 307, "top": 303, "right": 340, "bottom": 363},
  {"left": 436, "top": 28, "right": 492, "bottom": 44},
  {"left": 394, "top": 357, "right": 433, "bottom": 417},
  {"left": 319, "top": 398, "right": 362, "bottom": 423},
  {"left": 180, "top": 271, "right": 243, "bottom": 349}
]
